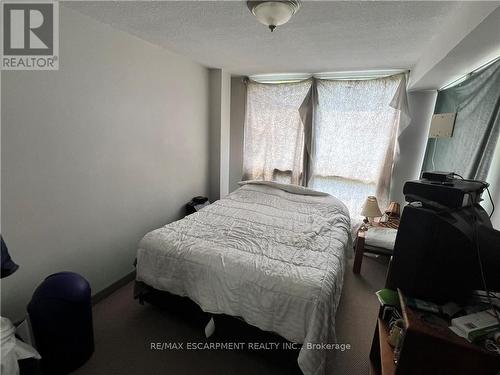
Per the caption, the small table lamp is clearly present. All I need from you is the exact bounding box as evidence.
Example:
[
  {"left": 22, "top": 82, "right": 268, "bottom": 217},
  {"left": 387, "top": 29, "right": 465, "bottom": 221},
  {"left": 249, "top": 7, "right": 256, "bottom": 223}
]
[{"left": 361, "top": 196, "right": 382, "bottom": 226}]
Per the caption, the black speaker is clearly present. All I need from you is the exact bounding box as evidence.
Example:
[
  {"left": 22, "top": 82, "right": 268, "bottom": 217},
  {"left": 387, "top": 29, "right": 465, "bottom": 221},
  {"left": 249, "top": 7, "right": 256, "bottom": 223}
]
[{"left": 185, "top": 196, "right": 209, "bottom": 216}]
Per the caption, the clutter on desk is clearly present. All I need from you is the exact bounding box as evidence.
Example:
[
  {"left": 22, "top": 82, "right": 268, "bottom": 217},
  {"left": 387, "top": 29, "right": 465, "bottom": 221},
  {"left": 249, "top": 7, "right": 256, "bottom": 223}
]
[
  {"left": 375, "top": 288, "right": 500, "bottom": 356},
  {"left": 450, "top": 309, "right": 500, "bottom": 343}
]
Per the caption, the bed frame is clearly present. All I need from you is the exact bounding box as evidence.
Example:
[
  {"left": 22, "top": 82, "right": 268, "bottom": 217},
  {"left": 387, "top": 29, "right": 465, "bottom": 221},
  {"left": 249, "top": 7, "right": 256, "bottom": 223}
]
[
  {"left": 133, "top": 280, "right": 301, "bottom": 360},
  {"left": 134, "top": 280, "right": 211, "bottom": 326}
]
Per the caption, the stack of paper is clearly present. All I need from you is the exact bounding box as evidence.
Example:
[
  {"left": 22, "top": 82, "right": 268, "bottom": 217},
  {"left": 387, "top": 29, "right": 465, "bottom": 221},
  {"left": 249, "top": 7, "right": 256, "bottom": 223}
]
[{"left": 449, "top": 309, "right": 500, "bottom": 342}]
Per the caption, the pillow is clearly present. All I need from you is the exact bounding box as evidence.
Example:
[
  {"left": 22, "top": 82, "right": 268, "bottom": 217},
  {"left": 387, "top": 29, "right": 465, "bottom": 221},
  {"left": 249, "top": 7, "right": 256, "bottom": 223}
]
[{"left": 238, "top": 180, "right": 329, "bottom": 197}]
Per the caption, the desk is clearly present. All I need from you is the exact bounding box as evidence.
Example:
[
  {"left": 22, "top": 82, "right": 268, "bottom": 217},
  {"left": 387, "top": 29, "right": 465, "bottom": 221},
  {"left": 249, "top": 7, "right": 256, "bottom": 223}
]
[{"left": 369, "top": 289, "right": 500, "bottom": 375}]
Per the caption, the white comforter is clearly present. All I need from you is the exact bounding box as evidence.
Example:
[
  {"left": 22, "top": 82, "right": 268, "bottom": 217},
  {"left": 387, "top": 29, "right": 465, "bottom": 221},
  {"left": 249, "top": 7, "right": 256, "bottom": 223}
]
[{"left": 136, "top": 182, "right": 351, "bottom": 375}]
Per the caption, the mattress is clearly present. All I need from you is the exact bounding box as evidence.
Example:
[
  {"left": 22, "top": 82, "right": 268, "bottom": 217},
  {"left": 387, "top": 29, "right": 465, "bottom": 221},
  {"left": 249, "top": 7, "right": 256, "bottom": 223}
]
[{"left": 136, "top": 182, "right": 351, "bottom": 375}]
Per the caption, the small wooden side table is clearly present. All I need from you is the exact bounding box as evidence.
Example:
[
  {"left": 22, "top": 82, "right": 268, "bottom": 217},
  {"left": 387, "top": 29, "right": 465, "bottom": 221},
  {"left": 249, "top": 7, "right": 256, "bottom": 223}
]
[{"left": 353, "top": 221, "right": 399, "bottom": 274}]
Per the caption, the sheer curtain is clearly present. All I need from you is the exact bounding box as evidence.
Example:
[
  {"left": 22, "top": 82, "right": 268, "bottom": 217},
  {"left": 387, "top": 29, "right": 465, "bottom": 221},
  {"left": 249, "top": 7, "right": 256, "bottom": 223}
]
[
  {"left": 242, "top": 74, "right": 410, "bottom": 221},
  {"left": 242, "top": 79, "right": 312, "bottom": 185},
  {"left": 310, "top": 75, "right": 409, "bottom": 219}
]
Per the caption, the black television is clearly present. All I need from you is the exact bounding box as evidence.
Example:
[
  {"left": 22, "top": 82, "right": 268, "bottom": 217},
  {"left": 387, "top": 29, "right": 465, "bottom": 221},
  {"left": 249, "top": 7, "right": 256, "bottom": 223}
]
[
  {"left": 473, "top": 225, "right": 500, "bottom": 294},
  {"left": 386, "top": 178, "right": 499, "bottom": 304}
]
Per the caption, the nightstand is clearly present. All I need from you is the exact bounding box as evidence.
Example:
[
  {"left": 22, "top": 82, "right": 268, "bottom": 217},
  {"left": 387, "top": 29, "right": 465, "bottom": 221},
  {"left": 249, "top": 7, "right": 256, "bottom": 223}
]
[{"left": 353, "top": 222, "right": 399, "bottom": 274}]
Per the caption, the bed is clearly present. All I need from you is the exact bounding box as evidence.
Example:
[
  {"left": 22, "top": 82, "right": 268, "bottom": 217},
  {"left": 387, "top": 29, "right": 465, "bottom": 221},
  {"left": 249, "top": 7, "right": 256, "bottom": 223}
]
[{"left": 136, "top": 181, "right": 352, "bottom": 375}]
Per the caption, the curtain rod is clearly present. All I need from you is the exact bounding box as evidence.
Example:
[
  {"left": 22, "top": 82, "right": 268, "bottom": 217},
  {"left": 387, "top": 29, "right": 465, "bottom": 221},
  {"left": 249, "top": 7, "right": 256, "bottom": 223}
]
[
  {"left": 248, "top": 69, "right": 408, "bottom": 83},
  {"left": 439, "top": 55, "right": 500, "bottom": 91}
]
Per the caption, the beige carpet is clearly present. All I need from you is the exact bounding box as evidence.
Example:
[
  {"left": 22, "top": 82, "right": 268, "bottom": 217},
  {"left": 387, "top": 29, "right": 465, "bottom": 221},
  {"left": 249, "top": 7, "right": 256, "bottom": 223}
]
[{"left": 73, "top": 256, "right": 388, "bottom": 375}]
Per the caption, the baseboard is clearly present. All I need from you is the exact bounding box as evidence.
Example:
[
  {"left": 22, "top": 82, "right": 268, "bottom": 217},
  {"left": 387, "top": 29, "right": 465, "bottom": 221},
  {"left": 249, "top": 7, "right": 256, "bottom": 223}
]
[{"left": 92, "top": 270, "right": 136, "bottom": 305}]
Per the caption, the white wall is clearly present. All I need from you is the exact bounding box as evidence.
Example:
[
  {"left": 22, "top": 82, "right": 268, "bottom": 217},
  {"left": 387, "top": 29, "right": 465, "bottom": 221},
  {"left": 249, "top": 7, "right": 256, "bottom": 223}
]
[
  {"left": 409, "top": 3, "right": 499, "bottom": 90},
  {"left": 209, "top": 70, "right": 222, "bottom": 202},
  {"left": 1, "top": 6, "right": 210, "bottom": 321},
  {"left": 389, "top": 90, "right": 438, "bottom": 205},
  {"left": 220, "top": 71, "right": 231, "bottom": 198},
  {"left": 208, "top": 69, "right": 231, "bottom": 201},
  {"left": 229, "top": 77, "right": 246, "bottom": 193}
]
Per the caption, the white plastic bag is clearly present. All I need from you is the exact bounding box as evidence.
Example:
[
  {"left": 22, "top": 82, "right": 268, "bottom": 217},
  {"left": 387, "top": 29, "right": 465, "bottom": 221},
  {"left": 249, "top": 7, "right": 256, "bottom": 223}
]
[{"left": 1, "top": 317, "right": 40, "bottom": 375}]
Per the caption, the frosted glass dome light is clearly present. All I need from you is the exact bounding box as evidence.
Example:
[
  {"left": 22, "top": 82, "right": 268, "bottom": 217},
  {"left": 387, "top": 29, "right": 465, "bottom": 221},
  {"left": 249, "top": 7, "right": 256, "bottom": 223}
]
[{"left": 247, "top": 1, "right": 301, "bottom": 32}]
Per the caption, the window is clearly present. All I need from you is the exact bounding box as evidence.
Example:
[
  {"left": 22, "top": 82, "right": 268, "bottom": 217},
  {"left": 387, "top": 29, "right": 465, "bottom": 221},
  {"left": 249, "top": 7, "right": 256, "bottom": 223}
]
[
  {"left": 310, "top": 76, "right": 404, "bottom": 218},
  {"left": 242, "top": 75, "right": 408, "bottom": 220},
  {"left": 242, "top": 80, "right": 312, "bottom": 185}
]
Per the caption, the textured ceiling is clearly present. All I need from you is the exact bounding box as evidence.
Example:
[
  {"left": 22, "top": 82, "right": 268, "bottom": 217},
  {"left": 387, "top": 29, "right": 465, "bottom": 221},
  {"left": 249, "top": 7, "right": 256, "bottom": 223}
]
[{"left": 65, "top": 1, "right": 466, "bottom": 75}]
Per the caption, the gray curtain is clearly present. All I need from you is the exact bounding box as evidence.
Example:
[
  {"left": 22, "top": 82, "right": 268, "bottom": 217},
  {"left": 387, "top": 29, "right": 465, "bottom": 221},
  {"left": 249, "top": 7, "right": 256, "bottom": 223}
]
[{"left": 422, "top": 59, "right": 500, "bottom": 180}]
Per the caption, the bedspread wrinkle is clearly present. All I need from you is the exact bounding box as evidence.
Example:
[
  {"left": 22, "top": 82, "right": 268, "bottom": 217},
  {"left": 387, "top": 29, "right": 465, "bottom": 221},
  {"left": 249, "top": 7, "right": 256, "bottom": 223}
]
[{"left": 136, "top": 183, "right": 351, "bottom": 375}]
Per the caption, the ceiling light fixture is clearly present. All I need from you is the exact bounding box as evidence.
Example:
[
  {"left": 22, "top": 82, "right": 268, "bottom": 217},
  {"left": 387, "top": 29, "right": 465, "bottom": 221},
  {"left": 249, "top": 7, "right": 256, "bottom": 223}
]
[{"left": 247, "top": 1, "right": 301, "bottom": 32}]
